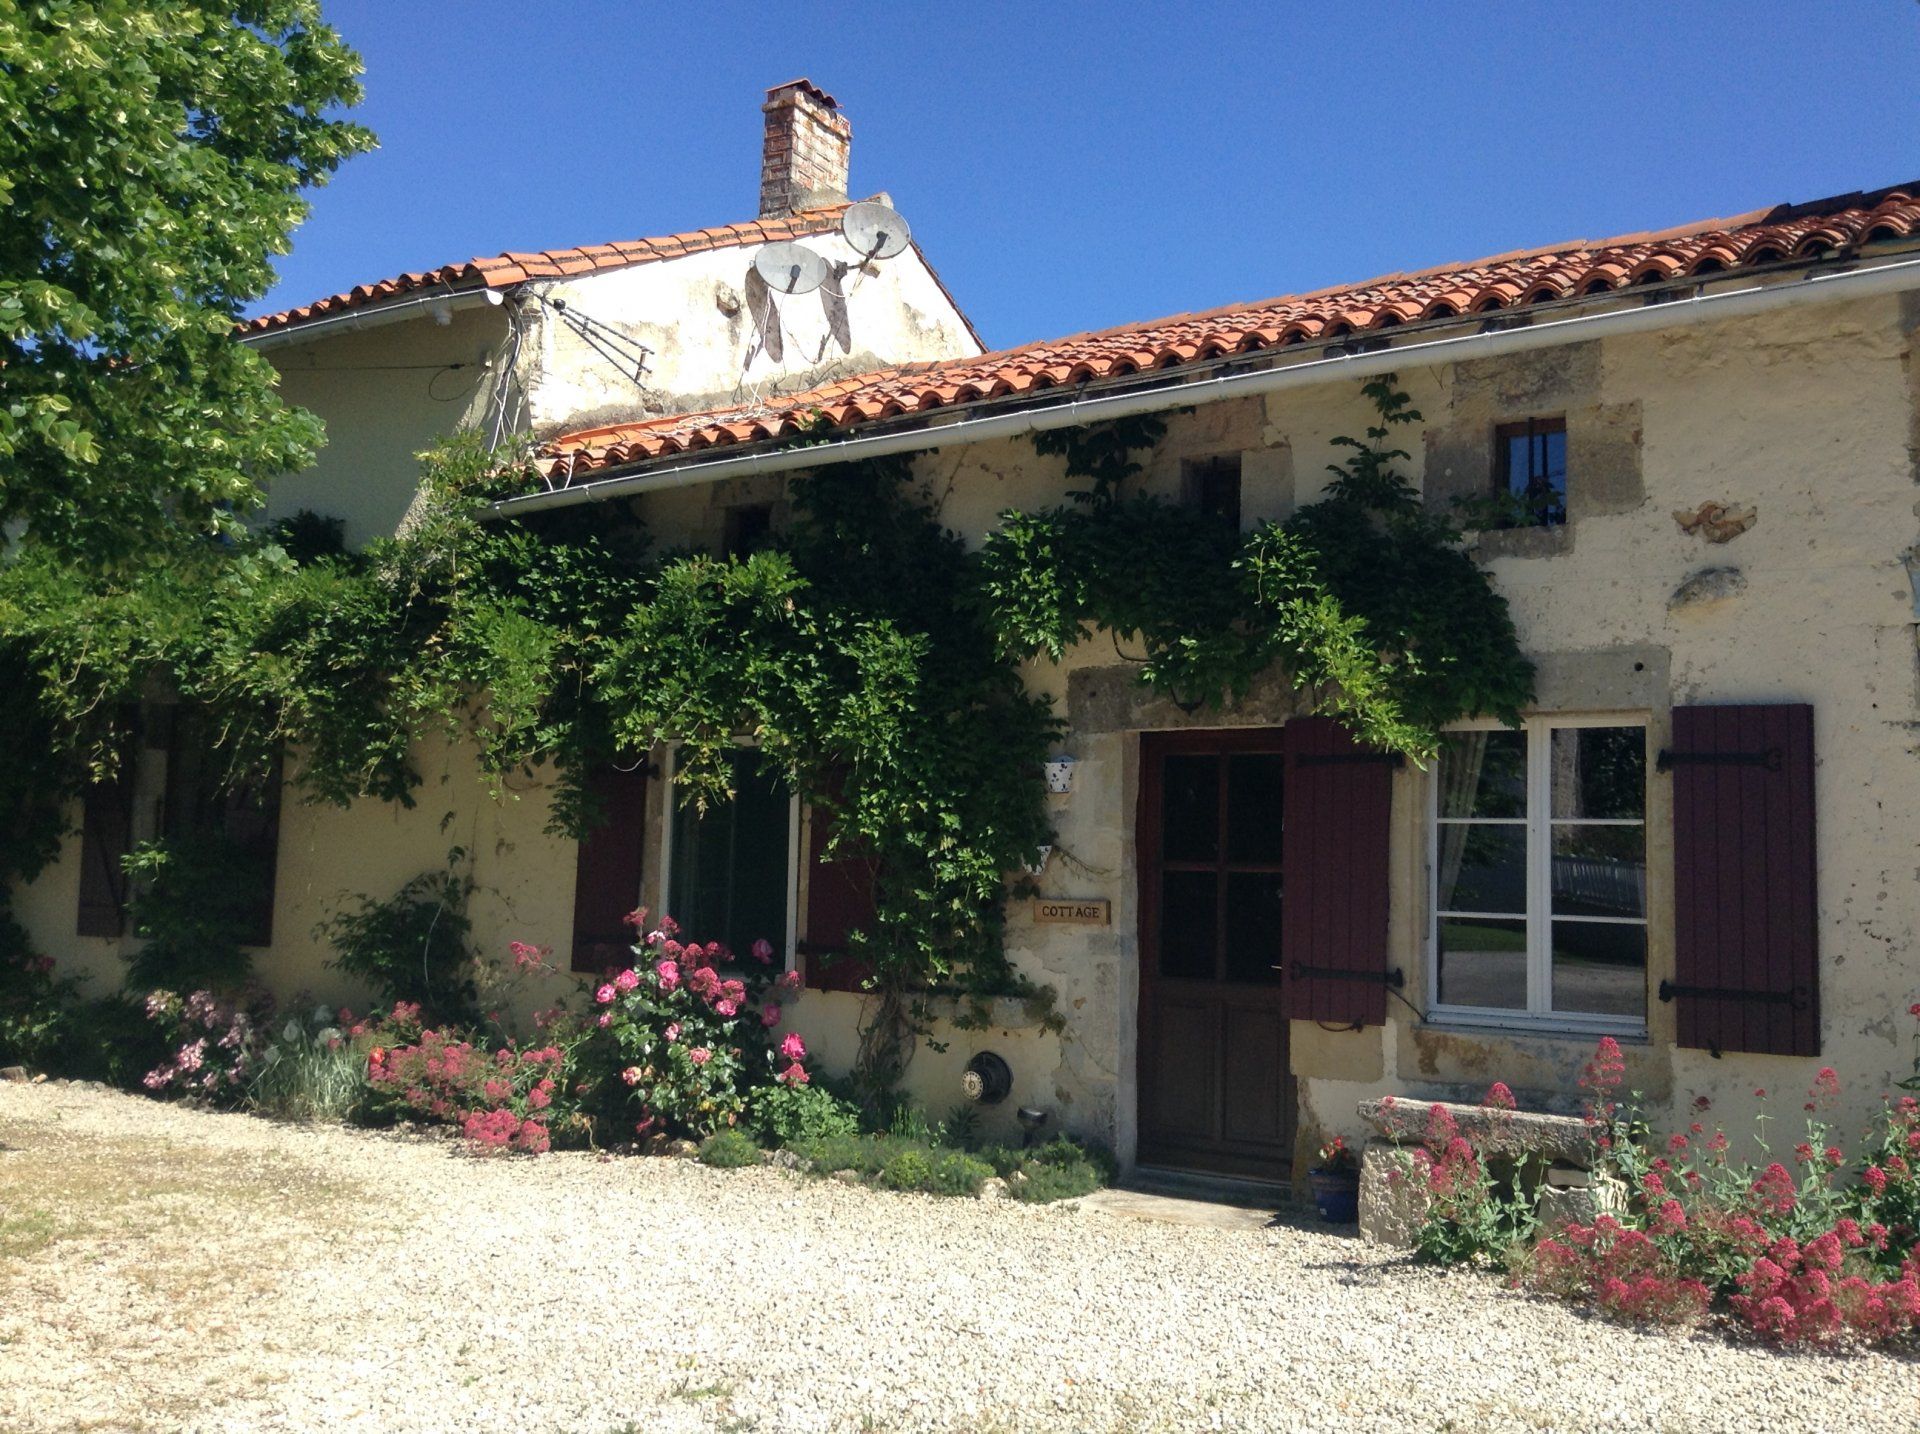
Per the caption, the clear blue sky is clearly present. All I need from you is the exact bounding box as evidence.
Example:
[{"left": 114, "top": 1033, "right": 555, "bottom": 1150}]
[{"left": 257, "top": 2, "right": 1920, "bottom": 352}]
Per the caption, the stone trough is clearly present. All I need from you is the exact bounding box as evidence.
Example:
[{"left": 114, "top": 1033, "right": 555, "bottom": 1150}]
[{"left": 1352, "top": 1096, "right": 1621, "bottom": 1247}]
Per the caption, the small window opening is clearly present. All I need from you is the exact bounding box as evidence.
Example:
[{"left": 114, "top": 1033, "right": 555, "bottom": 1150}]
[
  {"left": 1182, "top": 455, "right": 1242, "bottom": 531},
  {"left": 722, "top": 502, "right": 776, "bottom": 557},
  {"left": 1494, "top": 417, "right": 1567, "bottom": 527}
]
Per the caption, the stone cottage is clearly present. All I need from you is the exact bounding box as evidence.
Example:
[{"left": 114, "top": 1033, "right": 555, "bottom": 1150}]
[{"left": 20, "top": 162, "right": 1920, "bottom": 1183}]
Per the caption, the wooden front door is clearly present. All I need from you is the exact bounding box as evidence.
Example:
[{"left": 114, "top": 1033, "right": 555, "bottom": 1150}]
[{"left": 1137, "top": 729, "right": 1295, "bottom": 1179}]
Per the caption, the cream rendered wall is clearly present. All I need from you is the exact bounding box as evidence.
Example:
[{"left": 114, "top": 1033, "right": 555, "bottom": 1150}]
[
  {"left": 23, "top": 291, "right": 1917, "bottom": 1173},
  {"left": 261, "top": 303, "right": 511, "bottom": 548}
]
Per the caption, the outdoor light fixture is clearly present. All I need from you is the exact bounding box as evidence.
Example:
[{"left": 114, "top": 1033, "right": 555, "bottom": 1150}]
[{"left": 1016, "top": 1106, "right": 1049, "bottom": 1148}]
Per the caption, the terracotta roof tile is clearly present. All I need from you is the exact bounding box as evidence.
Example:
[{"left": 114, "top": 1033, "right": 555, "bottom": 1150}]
[
  {"left": 239, "top": 206, "right": 854, "bottom": 336},
  {"left": 536, "top": 181, "right": 1920, "bottom": 482}
]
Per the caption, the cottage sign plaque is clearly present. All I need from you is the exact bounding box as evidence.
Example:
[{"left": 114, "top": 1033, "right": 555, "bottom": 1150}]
[{"left": 1033, "top": 898, "right": 1110, "bottom": 926}]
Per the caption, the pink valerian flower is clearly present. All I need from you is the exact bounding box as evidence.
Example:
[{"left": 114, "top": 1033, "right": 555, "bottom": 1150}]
[
  {"left": 1808, "top": 1066, "right": 1841, "bottom": 1111},
  {"left": 1752, "top": 1163, "right": 1798, "bottom": 1215},
  {"left": 509, "top": 941, "right": 549, "bottom": 972},
  {"left": 777, "top": 969, "right": 803, "bottom": 994},
  {"left": 654, "top": 960, "right": 680, "bottom": 992},
  {"left": 614, "top": 968, "right": 640, "bottom": 993},
  {"left": 1864, "top": 1165, "right": 1890, "bottom": 1194},
  {"left": 760, "top": 1003, "right": 783, "bottom": 1028},
  {"left": 594, "top": 984, "right": 616, "bottom": 1005},
  {"left": 688, "top": 1047, "right": 712, "bottom": 1066},
  {"left": 1650, "top": 1199, "right": 1688, "bottom": 1235},
  {"left": 715, "top": 1000, "right": 739, "bottom": 1018},
  {"left": 1482, "top": 1081, "right": 1517, "bottom": 1112},
  {"left": 778, "top": 1061, "right": 809, "bottom": 1085},
  {"left": 622, "top": 906, "right": 649, "bottom": 930},
  {"left": 527, "top": 1079, "right": 554, "bottom": 1111},
  {"left": 779, "top": 1032, "right": 808, "bottom": 1062},
  {"left": 751, "top": 938, "right": 775, "bottom": 964}
]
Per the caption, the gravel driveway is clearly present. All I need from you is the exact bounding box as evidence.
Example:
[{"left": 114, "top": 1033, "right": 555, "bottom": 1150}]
[{"left": 1, "top": 1082, "right": 1914, "bottom": 1433}]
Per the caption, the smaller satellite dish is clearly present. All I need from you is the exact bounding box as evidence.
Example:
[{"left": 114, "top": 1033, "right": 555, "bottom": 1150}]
[
  {"left": 753, "top": 241, "right": 829, "bottom": 296},
  {"left": 841, "top": 201, "right": 911, "bottom": 261}
]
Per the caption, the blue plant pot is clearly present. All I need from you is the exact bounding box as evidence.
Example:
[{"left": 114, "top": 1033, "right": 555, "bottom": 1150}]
[{"left": 1310, "top": 1168, "right": 1360, "bottom": 1224}]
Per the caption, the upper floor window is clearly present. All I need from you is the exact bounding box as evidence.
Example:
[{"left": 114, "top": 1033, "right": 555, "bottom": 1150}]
[
  {"left": 722, "top": 502, "right": 776, "bottom": 558},
  {"left": 1182, "top": 454, "right": 1242, "bottom": 531},
  {"left": 1495, "top": 417, "right": 1567, "bottom": 527},
  {"left": 1430, "top": 716, "right": 1647, "bottom": 1031}
]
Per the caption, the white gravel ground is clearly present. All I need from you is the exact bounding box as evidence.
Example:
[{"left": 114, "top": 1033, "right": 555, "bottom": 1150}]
[{"left": 1, "top": 1081, "right": 1915, "bottom": 1433}]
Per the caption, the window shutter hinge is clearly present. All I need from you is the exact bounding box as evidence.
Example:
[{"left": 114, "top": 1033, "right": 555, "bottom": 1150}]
[
  {"left": 1655, "top": 747, "right": 1782, "bottom": 774},
  {"left": 1657, "top": 979, "right": 1810, "bottom": 1011}
]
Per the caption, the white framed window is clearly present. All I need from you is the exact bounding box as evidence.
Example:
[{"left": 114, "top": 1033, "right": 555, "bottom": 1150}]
[
  {"left": 657, "top": 744, "right": 801, "bottom": 970},
  {"left": 1429, "top": 715, "right": 1648, "bottom": 1033}
]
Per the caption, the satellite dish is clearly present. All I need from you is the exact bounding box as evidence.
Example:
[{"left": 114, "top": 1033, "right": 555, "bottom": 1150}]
[
  {"left": 841, "top": 200, "right": 911, "bottom": 261},
  {"left": 753, "top": 241, "right": 828, "bottom": 296}
]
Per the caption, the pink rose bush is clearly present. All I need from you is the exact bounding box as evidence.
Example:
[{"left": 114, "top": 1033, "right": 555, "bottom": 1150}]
[
  {"left": 583, "top": 908, "right": 814, "bottom": 1138},
  {"left": 141, "top": 988, "right": 272, "bottom": 1103}
]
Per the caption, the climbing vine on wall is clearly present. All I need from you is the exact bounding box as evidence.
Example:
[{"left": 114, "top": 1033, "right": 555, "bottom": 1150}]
[
  {"left": 0, "top": 376, "right": 1529, "bottom": 1084},
  {"left": 981, "top": 376, "right": 1534, "bottom": 758}
]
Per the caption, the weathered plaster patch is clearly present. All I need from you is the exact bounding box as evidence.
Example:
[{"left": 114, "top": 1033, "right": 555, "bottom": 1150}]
[{"left": 1668, "top": 566, "right": 1747, "bottom": 611}]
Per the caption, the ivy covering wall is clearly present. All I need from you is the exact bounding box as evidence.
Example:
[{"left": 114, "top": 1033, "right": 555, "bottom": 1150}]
[{"left": 0, "top": 377, "right": 1531, "bottom": 1065}]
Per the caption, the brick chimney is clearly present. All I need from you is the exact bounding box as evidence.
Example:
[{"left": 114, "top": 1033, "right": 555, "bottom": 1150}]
[{"left": 758, "top": 79, "right": 851, "bottom": 218}]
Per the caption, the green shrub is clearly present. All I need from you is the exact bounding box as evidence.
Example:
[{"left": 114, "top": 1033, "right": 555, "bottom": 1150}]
[
  {"left": 60, "top": 993, "right": 170, "bottom": 1087},
  {"left": 880, "top": 1148, "right": 934, "bottom": 1191},
  {"left": 315, "top": 854, "right": 477, "bottom": 1025},
  {"left": 0, "top": 915, "right": 84, "bottom": 1070},
  {"left": 926, "top": 1150, "right": 994, "bottom": 1196},
  {"left": 935, "top": 1103, "right": 982, "bottom": 1151},
  {"left": 1011, "top": 1157, "right": 1104, "bottom": 1204},
  {"left": 698, "top": 1128, "right": 762, "bottom": 1168},
  {"left": 123, "top": 834, "right": 267, "bottom": 993},
  {"left": 747, "top": 1081, "right": 861, "bottom": 1145}
]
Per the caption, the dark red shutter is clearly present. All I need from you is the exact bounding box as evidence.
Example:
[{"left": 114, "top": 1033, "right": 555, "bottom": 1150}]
[
  {"left": 570, "top": 761, "right": 650, "bottom": 974},
  {"left": 1280, "top": 716, "right": 1396, "bottom": 1025},
  {"left": 76, "top": 770, "right": 135, "bottom": 938},
  {"left": 801, "top": 773, "right": 876, "bottom": 993},
  {"left": 1667, "top": 703, "right": 1818, "bottom": 1057}
]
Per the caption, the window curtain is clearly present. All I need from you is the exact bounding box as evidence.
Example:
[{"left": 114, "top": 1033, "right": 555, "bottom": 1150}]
[{"left": 1435, "top": 732, "right": 1490, "bottom": 909}]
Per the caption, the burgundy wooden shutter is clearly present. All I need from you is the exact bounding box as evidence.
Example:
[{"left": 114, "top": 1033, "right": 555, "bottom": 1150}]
[
  {"left": 1665, "top": 703, "right": 1818, "bottom": 1057},
  {"left": 570, "top": 761, "right": 651, "bottom": 974},
  {"left": 1280, "top": 716, "right": 1398, "bottom": 1025},
  {"left": 800, "top": 773, "right": 876, "bottom": 993},
  {"left": 76, "top": 769, "right": 135, "bottom": 938}
]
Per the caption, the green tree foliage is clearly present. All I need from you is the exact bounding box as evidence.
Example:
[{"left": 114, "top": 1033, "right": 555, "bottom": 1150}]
[{"left": 0, "top": 1, "right": 373, "bottom": 566}]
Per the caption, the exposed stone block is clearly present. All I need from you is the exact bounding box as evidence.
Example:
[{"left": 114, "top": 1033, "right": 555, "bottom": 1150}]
[
  {"left": 1357, "top": 1096, "right": 1594, "bottom": 1164},
  {"left": 1357, "top": 1138, "right": 1429, "bottom": 1248}
]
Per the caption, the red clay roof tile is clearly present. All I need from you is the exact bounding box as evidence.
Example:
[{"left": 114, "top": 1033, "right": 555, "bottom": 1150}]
[
  {"left": 536, "top": 181, "right": 1920, "bottom": 482},
  {"left": 239, "top": 206, "right": 853, "bottom": 336}
]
